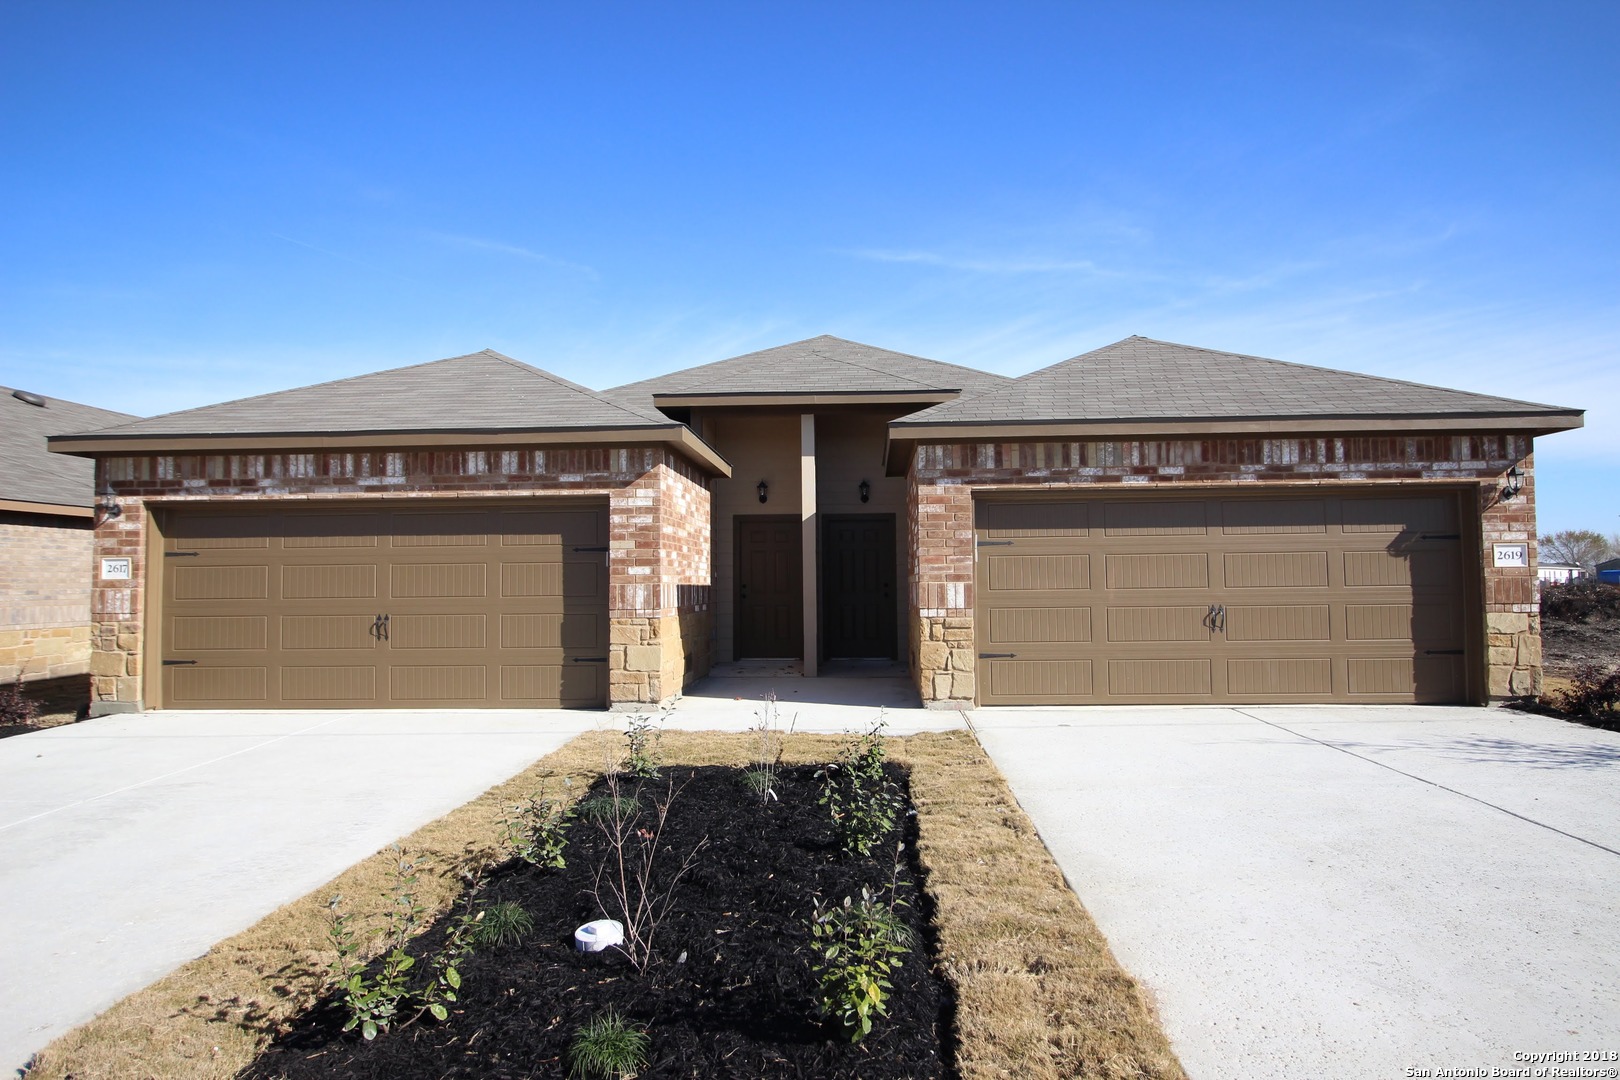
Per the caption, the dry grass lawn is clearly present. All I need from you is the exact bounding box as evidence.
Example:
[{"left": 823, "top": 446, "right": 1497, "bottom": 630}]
[{"left": 27, "top": 730, "right": 1184, "bottom": 1080}]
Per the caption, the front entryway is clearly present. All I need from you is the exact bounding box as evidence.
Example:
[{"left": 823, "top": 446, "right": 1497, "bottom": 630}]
[
  {"left": 822, "top": 515, "right": 897, "bottom": 659},
  {"left": 734, "top": 516, "right": 802, "bottom": 659}
]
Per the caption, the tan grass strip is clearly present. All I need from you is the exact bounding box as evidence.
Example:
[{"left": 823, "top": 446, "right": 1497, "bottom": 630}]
[{"left": 27, "top": 729, "right": 1184, "bottom": 1080}]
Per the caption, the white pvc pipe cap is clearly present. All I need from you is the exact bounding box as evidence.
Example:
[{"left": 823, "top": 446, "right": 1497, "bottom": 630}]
[{"left": 574, "top": 919, "right": 625, "bottom": 953}]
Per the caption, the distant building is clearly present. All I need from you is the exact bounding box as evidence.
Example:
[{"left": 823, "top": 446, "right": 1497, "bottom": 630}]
[
  {"left": 1597, "top": 558, "right": 1620, "bottom": 585},
  {"left": 1538, "top": 563, "right": 1586, "bottom": 586},
  {"left": 1, "top": 387, "right": 137, "bottom": 688}
]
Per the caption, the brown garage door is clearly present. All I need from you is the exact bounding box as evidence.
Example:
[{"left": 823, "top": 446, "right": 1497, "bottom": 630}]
[
  {"left": 156, "top": 502, "right": 608, "bottom": 709},
  {"left": 975, "top": 492, "right": 1471, "bottom": 705}
]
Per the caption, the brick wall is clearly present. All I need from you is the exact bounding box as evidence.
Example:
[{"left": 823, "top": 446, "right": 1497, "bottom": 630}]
[
  {"left": 0, "top": 512, "right": 95, "bottom": 683},
  {"left": 87, "top": 446, "right": 712, "bottom": 711},
  {"left": 906, "top": 434, "right": 1539, "bottom": 706}
]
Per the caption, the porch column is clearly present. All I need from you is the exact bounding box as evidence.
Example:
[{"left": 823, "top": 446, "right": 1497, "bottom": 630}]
[{"left": 800, "top": 413, "right": 818, "bottom": 677}]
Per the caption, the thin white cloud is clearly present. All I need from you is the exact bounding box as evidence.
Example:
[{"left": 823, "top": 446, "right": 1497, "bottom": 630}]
[
  {"left": 422, "top": 231, "right": 599, "bottom": 279},
  {"left": 845, "top": 248, "right": 1128, "bottom": 277}
]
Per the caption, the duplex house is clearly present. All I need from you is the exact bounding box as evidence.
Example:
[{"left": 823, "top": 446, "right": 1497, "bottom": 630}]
[{"left": 47, "top": 336, "right": 1581, "bottom": 715}]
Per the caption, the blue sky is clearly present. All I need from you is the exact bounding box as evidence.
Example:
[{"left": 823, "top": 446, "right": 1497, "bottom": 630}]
[{"left": 1, "top": 2, "right": 1614, "bottom": 533}]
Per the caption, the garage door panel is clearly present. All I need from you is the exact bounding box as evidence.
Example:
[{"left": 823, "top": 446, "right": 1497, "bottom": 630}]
[
  {"left": 174, "top": 565, "right": 269, "bottom": 600},
  {"left": 280, "top": 615, "right": 378, "bottom": 650},
  {"left": 391, "top": 614, "right": 485, "bottom": 650},
  {"left": 977, "top": 491, "right": 1469, "bottom": 705},
  {"left": 1107, "top": 606, "right": 1210, "bottom": 642},
  {"left": 1109, "top": 659, "right": 1211, "bottom": 695},
  {"left": 169, "top": 666, "right": 268, "bottom": 702},
  {"left": 170, "top": 616, "right": 268, "bottom": 651},
  {"left": 988, "top": 553, "right": 1090, "bottom": 591},
  {"left": 988, "top": 659, "right": 1093, "bottom": 698},
  {"left": 977, "top": 501, "right": 1091, "bottom": 537},
  {"left": 1221, "top": 499, "right": 1327, "bottom": 534},
  {"left": 391, "top": 563, "right": 487, "bottom": 598},
  {"left": 1224, "top": 551, "right": 1329, "bottom": 589},
  {"left": 283, "top": 564, "right": 377, "bottom": 599},
  {"left": 499, "top": 510, "right": 604, "bottom": 546},
  {"left": 988, "top": 607, "right": 1091, "bottom": 643},
  {"left": 281, "top": 666, "right": 377, "bottom": 702},
  {"left": 1224, "top": 605, "right": 1330, "bottom": 641},
  {"left": 502, "top": 663, "right": 604, "bottom": 705},
  {"left": 1228, "top": 658, "right": 1333, "bottom": 696},
  {"left": 1106, "top": 553, "right": 1208, "bottom": 590},
  {"left": 283, "top": 514, "right": 383, "bottom": 547},
  {"left": 391, "top": 665, "right": 486, "bottom": 702}
]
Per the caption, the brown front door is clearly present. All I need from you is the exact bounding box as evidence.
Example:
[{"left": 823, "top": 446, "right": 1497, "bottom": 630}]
[
  {"left": 823, "top": 515, "right": 897, "bottom": 659},
  {"left": 735, "top": 516, "right": 802, "bottom": 659},
  {"left": 155, "top": 502, "right": 610, "bottom": 709}
]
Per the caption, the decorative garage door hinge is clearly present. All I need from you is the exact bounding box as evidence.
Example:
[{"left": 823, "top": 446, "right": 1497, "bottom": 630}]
[
  {"left": 977, "top": 540, "right": 1014, "bottom": 547},
  {"left": 571, "top": 656, "right": 608, "bottom": 663},
  {"left": 1419, "top": 533, "right": 1460, "bottom": 541},
  {"left": 572, "top": 546, "right": 610, "bottom": 553},
  {"left": 162, "top": 659, "right": 198, "bottom": 666},
  {"left": 165, "top": 551, "right": 199, "bottom": 557},
  {"left": 1423, "top": 649, "right": 1464, "bottom": 655},
  {"left": 978, "top": 652, "right": 1017, "bottom": 659}
]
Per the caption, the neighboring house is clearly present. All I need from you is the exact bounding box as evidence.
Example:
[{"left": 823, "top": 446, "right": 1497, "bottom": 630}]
[
  {"left": 1537, "top": 563, "right": 1586, "bottom": 586},
  {"left": 1, "top": 387, "right": 138, "bottom": 688},
  {"left": 47, "top": 336, "right": 1582, "bottom": 715},
  {"left": 1598, "top": 558, "right": 1620, "bottom": 585}
]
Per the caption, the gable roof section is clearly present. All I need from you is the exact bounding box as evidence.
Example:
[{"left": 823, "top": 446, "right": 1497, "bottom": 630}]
[
  {"left": 1, "top": 387, "right": 138, "bottom": 513},
  {"left": 894, "top": 336, "right": 1584, "bottom": 431},
  {"left": 48, "top": 350, "right": 731, "bottom": 476},
  {"left": 607, "top": 335, "right": 1011, "bottom": 406}
]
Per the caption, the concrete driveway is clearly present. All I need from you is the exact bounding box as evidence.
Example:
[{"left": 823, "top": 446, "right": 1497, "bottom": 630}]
[{"left": 973, "top": 705, "right": 1620, "bottom": 1080}]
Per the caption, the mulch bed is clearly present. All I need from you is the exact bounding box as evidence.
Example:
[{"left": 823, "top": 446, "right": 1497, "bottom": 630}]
[{"left": 242, "top": 763, "right": 954, "bottom": 1079}]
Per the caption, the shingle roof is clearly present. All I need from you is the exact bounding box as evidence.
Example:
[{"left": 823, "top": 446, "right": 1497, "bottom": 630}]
[
  {"left": 59, "top": 350, "right": 674, "bottom": 439},
  {"left": 896, "top": 336, "right": 1582, "bottom": 427},
  {"left": 0, "top": 388, "right": 137, "bottom": 509},
  {"left": 606, "top": 335, "right": 1010, "bottom": 400}
]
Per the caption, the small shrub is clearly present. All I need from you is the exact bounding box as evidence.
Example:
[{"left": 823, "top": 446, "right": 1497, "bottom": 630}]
[
  {"left": 740, "top": 766, "right": 776, "bottom": 800},
  {"left": 742, "top": 692, "right": 787, "bottom": 805},
  {"left": 623, "top": 713, "right": 663, "bottom": 779},
  {"left": 808, "top": 886, "right": 913, "bottom": 1042},
  {"left": 471, "top": 901, "right": 534, "bottom": 950},
  {"left": 0, "top": 683, "right": 40, "bottom": 727},
  {"left": 568, "top": 1008, "right": 649, "bottom": 1080},
  {"left": 501, "top": 781, "right": 574, "bottom": 869},
  {"left": 817, "top": 717, "right": 898, "bottom": 857},
  {"left": 1557, "top": 664, "right": 1620, "bottom": 725}
]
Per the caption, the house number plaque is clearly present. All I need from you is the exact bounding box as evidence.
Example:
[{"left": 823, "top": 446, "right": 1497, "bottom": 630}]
[
  {"left": 100, "top": 557, "right": 132, "bottom": 580},
  {"left": 1492, "top": 543, "right": 1528, "bottom": 569}
]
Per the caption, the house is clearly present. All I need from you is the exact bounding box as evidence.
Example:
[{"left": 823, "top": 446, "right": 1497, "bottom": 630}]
[
  {"left": 1537, "top": 563, "right": 1586, "bottom": 586},
  {"left": 1, "top": 387, "right": 138, "bottom": 689},
  {"left": 46, "top": 335, "right": 1583, "bottom": 715},
  {"left": 1598, "top": 558, "right": 1620, "bottom": 585}
]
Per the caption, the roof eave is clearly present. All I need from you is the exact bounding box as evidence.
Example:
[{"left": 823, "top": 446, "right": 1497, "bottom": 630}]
[
  {"left": 0, "top": 497, "right": 93, "bottom": 518},
  {"left": 651, "top": 390, "right": 961, "bottom": 408},
  {"left": 48, "top": 425, "right": 734, "bottom": 478}
]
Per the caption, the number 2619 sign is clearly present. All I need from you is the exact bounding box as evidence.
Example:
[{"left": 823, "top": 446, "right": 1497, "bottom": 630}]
[{"left": 1492, "top": 543, "right": 1528, "bottom": 569}]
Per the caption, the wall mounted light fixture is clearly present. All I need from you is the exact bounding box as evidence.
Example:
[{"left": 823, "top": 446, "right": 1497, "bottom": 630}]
[
  {"left": 1500, "top": 465, "right": 1523, "bottom": 502},
  {"left": 95, "top": 476, "right": 123, "bottom": 524},
  {"left": 757, "top": 480, "right": 769, "bottom": 504},
  {"left": 858, "top": 479, "right": 870, "bottom": 503}
]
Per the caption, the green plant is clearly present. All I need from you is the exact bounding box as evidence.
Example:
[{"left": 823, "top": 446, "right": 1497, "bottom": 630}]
[
  {"left": 741, "top": 691, "right": 788, "bottom": 804},
  {"left": 567, "top": 1008, "right": 649, "bottom": 1079},
  {"left": 577, "top": 790, "right": 640, "bottom": 824},
  {"left": 817, "top": 717, "right": 898, "bottom": 857},
  {"left": 324, "top": 848, "right": 480, "bottom": 1038},
  {"left": 623, "top": 713, "right": 663, "bottom": 779},
  {"left": 808, "top": 886, "right": 914, "bottom": 1042},
  {"left": 0, "top": 683, "right": 40, "bottom": 727},
  {"left": 740, "top": 766, "right": 775, "bottom": 799},
  {"left": 471, "top": 900, "right": 534, "bottom": 949},
  {"left": 501, "top": 780, "right": 574, "bottom": 869}
]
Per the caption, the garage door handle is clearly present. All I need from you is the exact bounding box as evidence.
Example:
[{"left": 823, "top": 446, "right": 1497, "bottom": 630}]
[{"left": 978, "top": 652, "right": 1017, "bottom": 659}]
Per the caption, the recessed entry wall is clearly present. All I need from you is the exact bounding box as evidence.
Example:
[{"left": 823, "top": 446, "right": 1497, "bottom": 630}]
[
  {"left": 974, "top": 491, "right": 1473, "bottom": 705},
  {"left": 153, "top": 501, "right": 610, "bottom": 708}
]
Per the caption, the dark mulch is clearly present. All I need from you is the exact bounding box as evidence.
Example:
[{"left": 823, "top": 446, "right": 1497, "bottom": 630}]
[
  {"left": 0, "top": 674, "right": 88, "bottom": 739},
  {"left": 241, "top": 763, "right": 955, "bottom": 1080}
]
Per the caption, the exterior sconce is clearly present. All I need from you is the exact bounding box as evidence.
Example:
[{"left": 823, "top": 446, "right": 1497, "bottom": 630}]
[
  {"left": 757, "top": 480, "right": 768, "bottom": 504},
  {"left": 95, "top": 476, "right": 123, "bottom": 523},
  {"left": 859, "top": 479, "right": 870, "bottom": 503},
  {"left": 1500, "top": 466, "right": 1523, "bottom": 502}
]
